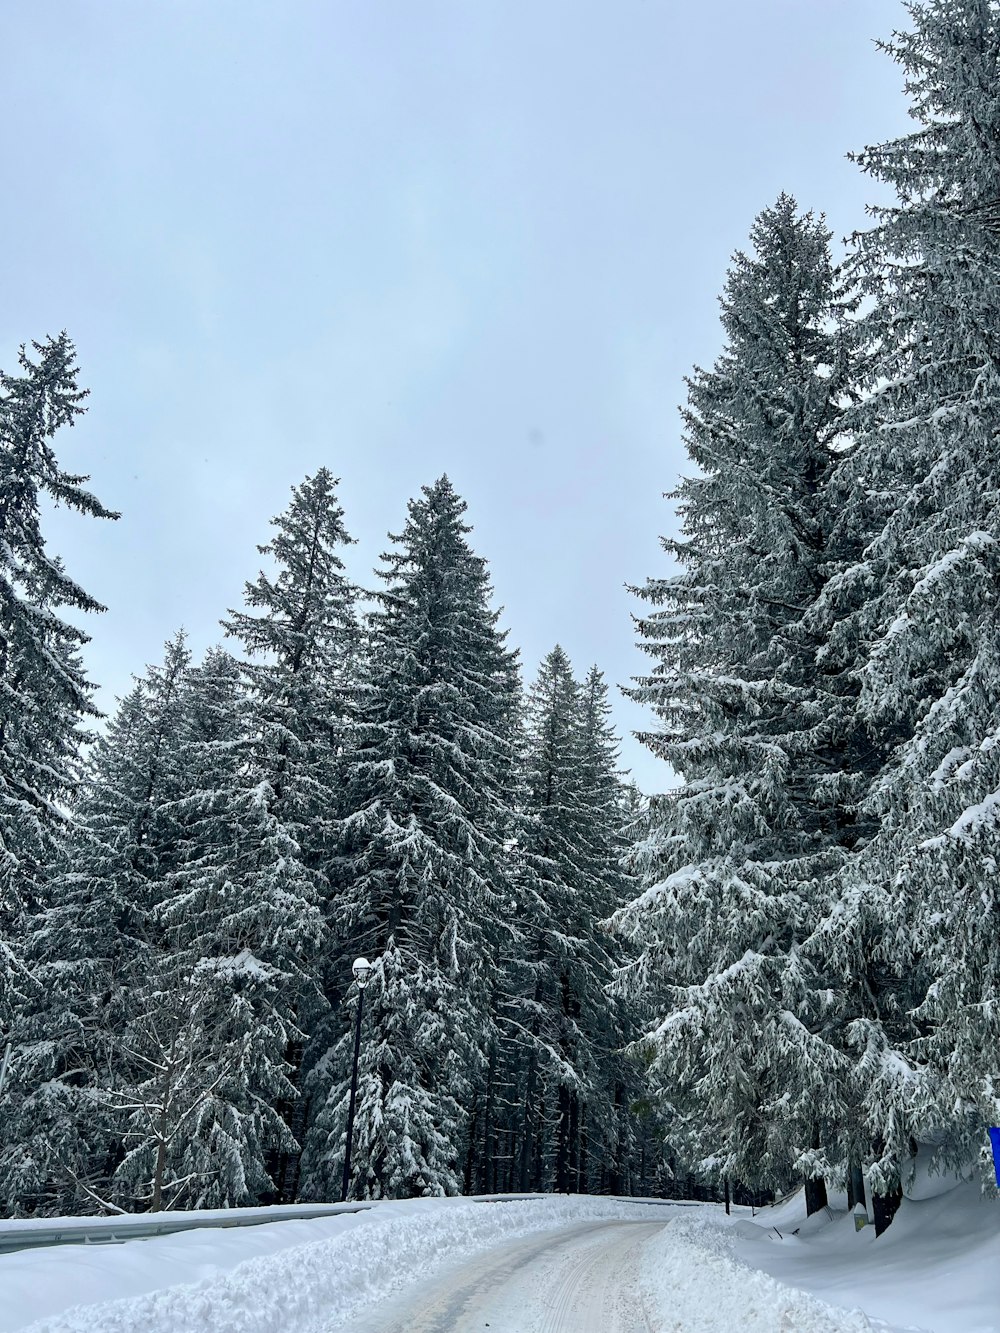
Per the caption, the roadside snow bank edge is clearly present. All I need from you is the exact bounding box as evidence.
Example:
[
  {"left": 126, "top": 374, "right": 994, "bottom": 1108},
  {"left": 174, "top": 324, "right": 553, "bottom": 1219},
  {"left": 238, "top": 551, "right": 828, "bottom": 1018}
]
[{"left": 21, "top": 1196, "right": 655, "bottom": 1333}]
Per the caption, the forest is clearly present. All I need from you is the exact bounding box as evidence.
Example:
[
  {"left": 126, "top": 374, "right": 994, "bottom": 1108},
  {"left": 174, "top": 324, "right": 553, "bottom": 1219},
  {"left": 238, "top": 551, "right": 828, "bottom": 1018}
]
[{"left": 2, "top": 0, "right": 999, "bottom": 1232}]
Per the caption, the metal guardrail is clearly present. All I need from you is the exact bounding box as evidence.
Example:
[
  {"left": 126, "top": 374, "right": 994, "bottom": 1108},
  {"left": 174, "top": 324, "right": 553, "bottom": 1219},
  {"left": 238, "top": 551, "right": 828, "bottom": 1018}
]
[
  {"left": 0, "top": 1192, "right": 678, "bottom": 1257},
  {"left": 0, "top": 1202, "right": 376, "bottom": 1255}
]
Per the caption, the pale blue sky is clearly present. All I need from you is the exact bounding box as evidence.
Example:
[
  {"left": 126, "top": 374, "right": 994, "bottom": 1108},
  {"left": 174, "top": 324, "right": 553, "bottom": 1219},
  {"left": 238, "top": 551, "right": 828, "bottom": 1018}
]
[{"left": 3, "top": 0, "right": 911, "bottom": 790}]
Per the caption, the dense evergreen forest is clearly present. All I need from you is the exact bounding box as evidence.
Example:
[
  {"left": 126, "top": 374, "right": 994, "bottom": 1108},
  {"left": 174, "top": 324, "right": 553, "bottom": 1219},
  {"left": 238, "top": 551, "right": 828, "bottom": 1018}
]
[{"left": 1, "top": 0, "right": 999, "bottom": 1229}]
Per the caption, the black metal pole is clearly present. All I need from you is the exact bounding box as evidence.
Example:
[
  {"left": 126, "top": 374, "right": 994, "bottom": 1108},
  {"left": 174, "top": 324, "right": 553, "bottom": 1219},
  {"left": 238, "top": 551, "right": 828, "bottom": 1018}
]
[{"left": 341, "top": 986, "right": 365, "bottom": 1202}]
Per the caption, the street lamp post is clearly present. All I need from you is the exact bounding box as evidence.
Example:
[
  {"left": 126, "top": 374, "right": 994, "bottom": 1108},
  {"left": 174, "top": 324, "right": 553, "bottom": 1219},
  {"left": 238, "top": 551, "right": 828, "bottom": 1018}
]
[
  {"left": 0, "top": 1037, "right": 12, "bottom": 1102},
  {"left": 341, "top": 957, "right": 373, "bottom": 1202}
]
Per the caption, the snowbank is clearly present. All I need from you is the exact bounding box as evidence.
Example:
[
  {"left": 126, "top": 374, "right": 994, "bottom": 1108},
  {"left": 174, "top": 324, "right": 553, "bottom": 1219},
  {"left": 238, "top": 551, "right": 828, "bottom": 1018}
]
[
  {"left": 641, "top": 1214, "right": 883, "bottom": 1332},
  {"left": 728, "top": 1160, "right": 1000, "bottom": 1333},
  {"left": 5, "top": 1196, "right": 654, "bottom": 1333},
  {"left": 8, "top": 1166, "right": 997, "bottom": 1333}
]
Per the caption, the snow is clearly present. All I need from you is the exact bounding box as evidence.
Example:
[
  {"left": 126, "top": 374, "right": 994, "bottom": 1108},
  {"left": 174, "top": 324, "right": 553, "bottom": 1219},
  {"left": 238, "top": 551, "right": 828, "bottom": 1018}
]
[
  {"left": 945, "top": 786, "right": 1000, "bottom": 842},
  {"left": 908, "top": 531, "right": 996, "bottom": 604},
  {"left": 209, "top": 949, "right": 273, "bottom": 979},
  {"left": 724, "top": 1158, "right": 1000, "bottom": 1333},
  {"left": 930, "top": 746, "right": 972, "bottom": 789},
  {"left": 0, "top": 1200, "right": 370, "bottom": 1241},
  {"left": 641, "top": 1214, "right": 879, "bottom": 1332},
  {"left": 349, "top": 1216, "right": 664, "bottom": 1332},
  {"left": 5, "top": 1172, "right": 1000, "bottom": 1332},
  {"left": 1, "top": 1197, "right": 657, "bottom": 1333}
]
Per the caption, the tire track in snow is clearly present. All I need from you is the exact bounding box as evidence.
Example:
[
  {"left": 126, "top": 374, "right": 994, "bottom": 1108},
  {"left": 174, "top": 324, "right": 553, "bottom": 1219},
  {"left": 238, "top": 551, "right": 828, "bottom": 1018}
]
[
  {"left": 534, "top": 1221, "right": 660, "bottom": 1333},
  {"left": 345, "top": 1219, "right": 663, "bottom": 1333}
]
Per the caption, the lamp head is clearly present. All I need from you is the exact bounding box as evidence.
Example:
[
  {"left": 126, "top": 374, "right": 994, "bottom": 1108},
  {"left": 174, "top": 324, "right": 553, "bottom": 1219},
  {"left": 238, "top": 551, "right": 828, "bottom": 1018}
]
[{"left": 352, "top": 957, "right": 373, "bottom": 990}]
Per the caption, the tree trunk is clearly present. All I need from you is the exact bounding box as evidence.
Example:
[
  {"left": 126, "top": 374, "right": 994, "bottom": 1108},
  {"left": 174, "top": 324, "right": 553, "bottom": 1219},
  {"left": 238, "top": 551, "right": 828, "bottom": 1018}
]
[
  {"left": 479, "top": 1055, "right": 494, "bottom": 1195},
  {"left": 150, "top": 1130, "right": 167, "bottom": 1213},
  {"left": 555, "top": 1084, "right": 571, "bottom": 1192},
  {"left": 463, "top": 1091, "right": 479, "bottom": 1195},
  {"left": 578, "top": 1103, "right": 589, "bottom": 1195},
  {"left": 804, "top": 1127, "right": 828, "bottom": 1216},
  {"left": 507, "top": 1126, "right": 519, "bottom": 1193},
  {"left": 873, "top": 1182, "right": 903, "bottom": 1237},
  {"left": 847, "top": 1160, "right": 866, "bottom": 1212},
  {"left": 518, "top": 1055, "right": 537, "bottom": 1192},
  {"left": 804, "top": 1175, "right": 828, "bottom": 1216},
  {"left": 608, "top": 1082, "right": 624, "bottom": 1195},
  {"left": 531, "top": 1094, "right": 546, "bottom": 1191},
  {"left": 568, "top": 1093, "right": 580, "bottom": 1192}
]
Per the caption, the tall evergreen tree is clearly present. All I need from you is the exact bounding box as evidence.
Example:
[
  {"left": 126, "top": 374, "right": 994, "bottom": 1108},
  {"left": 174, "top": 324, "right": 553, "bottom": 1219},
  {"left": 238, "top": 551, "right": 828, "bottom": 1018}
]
[
  {"left": 496, "top": 652, "right": 639, "bottom": 1196},
  {"left": 574, "top": 667, "right": 642, "bottom": 1193},
  {"left": 224, "top": 468, "right": 359, "bottom": 879},
  {"left": 504, "top": 646, "right": 586, "bottom": 1193},
  {"left": 300, "top": 477, "right": 520, "bottom": 1200},
  {"left": 224, "top": 469, "right": 360, "bottom": 1197},
  {"left": 0, "top": 333, "right": 116, "bottom": 1045},
  {"left": 112, "top": 647, "right": 308, "bottom": 1210},
  {"left": 614, "top": 197, "right": 861, "bottom": 1196},
  {"left": 0, "top": 634, "right": 189, "bottom": 1214},
  {"left": 818, "top": 0, "right": 1000, "bottom": 1192}
]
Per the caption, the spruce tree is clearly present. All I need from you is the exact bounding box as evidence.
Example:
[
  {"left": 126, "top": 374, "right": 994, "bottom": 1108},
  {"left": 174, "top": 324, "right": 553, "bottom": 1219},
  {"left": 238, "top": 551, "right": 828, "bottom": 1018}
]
[
  {"left": 224, "top": 469, "right": 359, "bottom": 1197},
  {"left": 497, "top": 652, "right": 638, "bottom": 1195},
  {"left": 505, "top": 646, "right": 586, "bottom": 1193},
  {"left": 300, "top": 477, "right": 520, "bottom": 1200},
  {"left": 574, "top": 667, "right": 641, "bottom": 1193},
  {"left": 113, "top": 647, "right": 307, "bottom": 1210},
  {"left": 1, "top": 634, "right": 189, "bottom": 1214},
  {"left": 224, "top": 468, "right": 359, "bottom": 879},
  {"left": 0, "top": 333, "right": 116, "bottom": 1053},
  {"left": 615, "top": 197, "right": 860, "bottom": 1196},
  {"left": 821, "top": 0, "right": 1000, "bottom": 1192}
]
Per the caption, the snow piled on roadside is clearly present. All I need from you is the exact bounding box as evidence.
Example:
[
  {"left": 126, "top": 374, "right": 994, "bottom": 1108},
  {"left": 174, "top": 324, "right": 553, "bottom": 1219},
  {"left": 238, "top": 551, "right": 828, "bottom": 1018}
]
[
  {"left": 15, "top": 1197, "right": 654, "bottom": 1333},
  {"left": 641, "top": 1215, "right": 890, "bottom": 1332},
  {"left": 730, "top": 1167, "right": 1000, "bottom": 1333}
]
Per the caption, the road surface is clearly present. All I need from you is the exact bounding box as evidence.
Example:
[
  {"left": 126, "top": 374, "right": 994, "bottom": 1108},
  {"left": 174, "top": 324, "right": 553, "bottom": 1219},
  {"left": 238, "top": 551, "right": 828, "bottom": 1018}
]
[{"left": 345, "top": 1218, "right": 665, "bottom": 1333}]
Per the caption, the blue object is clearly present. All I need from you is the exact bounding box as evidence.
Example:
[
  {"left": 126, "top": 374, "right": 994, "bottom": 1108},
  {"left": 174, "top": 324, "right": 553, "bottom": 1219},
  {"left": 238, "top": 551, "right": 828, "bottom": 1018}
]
[{"left": 988, "top": 1128, "right": 1000, "bottom": 1187}]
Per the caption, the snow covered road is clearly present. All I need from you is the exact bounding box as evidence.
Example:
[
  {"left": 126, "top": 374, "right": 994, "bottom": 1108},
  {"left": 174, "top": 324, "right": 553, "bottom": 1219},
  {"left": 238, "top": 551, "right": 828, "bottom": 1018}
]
[
  {"left": 347, "top": 1219, "right": 662, "bottom": 1333},
  {"left": 6, "top": 1192, "right": 946, "bottom": 1332}
]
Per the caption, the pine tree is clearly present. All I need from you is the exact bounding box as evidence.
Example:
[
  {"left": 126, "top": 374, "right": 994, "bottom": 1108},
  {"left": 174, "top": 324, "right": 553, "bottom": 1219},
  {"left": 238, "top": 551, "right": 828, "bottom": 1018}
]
[
  {"left": 224, "top": 469, "right": 360, "bottom": 1197},
  {"left": 496, "top": 652, "right": 639, "bottom": 1196},
  {"left": 108, "top": 647, "right": 300, "bottom": 1210},
  {"left": 614, "top": 197, "right": 861, "bottom": 1196},
  {"left": 0, "top": 333, "right": 116, "bottom": 1052},
  {"left": 504, "top": 646, "right": 586, "bottom": 1193},
  {"left": 0, "top": 634, "right": 189, "bottom": 1214},
  {"left": 224, "top": 468, "right": 359, "bottom": 880},
  {"left": 574, "top": 667, "right": 641, "bottom": 1193},
  {"left": 819, "top": 0, "right": 1000, "bottom": 1194},
  {"left": 300, "top": 477, "right": 520, "bottom": 1200}
]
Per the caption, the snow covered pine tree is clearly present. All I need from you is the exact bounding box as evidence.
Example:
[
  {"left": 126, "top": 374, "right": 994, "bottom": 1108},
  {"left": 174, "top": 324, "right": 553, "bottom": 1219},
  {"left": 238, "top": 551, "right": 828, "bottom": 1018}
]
[
  {"left": 820, "top": 0, "right": 1000, "bottom": 1213},
  {"left": 301, "top": 477, "right": 520, "bottom": 1200},
  {"left": 0, "top": 335, "right": 117, "bottom": 1215},
  {"left": 112, "top": 645, "right": 313, "bottom": 1211},
  {"left": 224, "top": 469, "right": 360, "bottom": 1200},
  {"left": 500, "top": 650, "right": 637, "bottom": 1195},
  {"left": 34, "top": 634, "right": 193, "bottom": 1213},
  {"left": 613, "top": 197, "right": 862, "bottom": 1205}
]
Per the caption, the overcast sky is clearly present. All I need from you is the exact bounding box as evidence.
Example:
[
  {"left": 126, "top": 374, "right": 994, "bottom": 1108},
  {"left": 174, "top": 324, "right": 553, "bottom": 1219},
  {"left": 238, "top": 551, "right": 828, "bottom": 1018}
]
[{"left": 2, "top": 0, "right": 912, "bottom": 791}]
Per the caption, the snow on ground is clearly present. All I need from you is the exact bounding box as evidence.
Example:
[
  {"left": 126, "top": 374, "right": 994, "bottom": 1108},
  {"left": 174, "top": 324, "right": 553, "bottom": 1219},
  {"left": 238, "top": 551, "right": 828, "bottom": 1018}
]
[
  {"left": 641, "top": 1214, "right": 883, "bottom": 1332},
  {"left": 4, "top": 1163, "right": 998, "bottom": 1333},
  {"left": 2, "top": 1196, "right": 656, "bottom": 1333},
  {"left": 1, "top": 1206, "right": 381, "bottom": 1333},
  {"left": 723, "top": 1154, "right": 1000, "bottom": 1333},
  {"left": 348, "top": 1217, "right": 665, "bottom": 1332}
]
